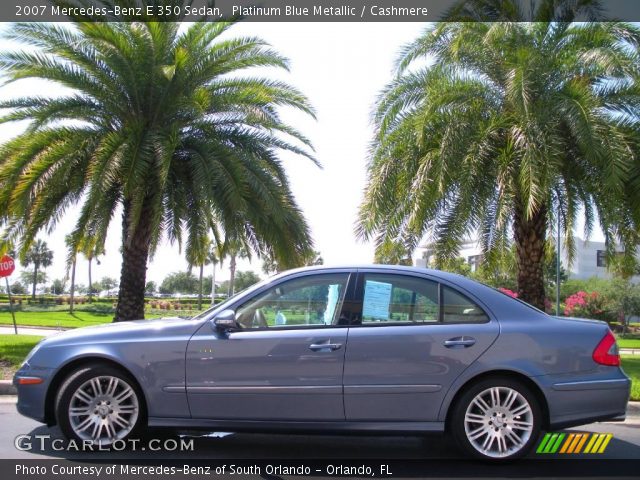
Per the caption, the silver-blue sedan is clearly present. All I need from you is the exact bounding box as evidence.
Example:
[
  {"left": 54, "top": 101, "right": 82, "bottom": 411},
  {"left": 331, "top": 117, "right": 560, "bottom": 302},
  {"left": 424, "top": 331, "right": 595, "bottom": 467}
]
[{"left": 14, "top": 265, "right": 630, "bottom": 460}]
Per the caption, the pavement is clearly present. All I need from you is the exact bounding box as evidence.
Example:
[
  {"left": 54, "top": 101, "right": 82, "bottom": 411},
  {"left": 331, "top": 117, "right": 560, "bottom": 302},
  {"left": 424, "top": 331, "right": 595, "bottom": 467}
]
[
  {"left": 0, "top": 326, "right": 65, "bottom": 337},
  {"left": 0, "top": 395, "right": 639, "bottom": 460},
  {"left": 0, "top": 397, "right": 639, "bottom": 480}
]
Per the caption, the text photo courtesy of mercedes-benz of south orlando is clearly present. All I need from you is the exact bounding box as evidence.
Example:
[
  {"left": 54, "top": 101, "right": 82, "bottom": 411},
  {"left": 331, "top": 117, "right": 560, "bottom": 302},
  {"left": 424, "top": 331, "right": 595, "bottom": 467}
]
[{"left": 0, "top": 1, "right": 640, "bottom": 479}]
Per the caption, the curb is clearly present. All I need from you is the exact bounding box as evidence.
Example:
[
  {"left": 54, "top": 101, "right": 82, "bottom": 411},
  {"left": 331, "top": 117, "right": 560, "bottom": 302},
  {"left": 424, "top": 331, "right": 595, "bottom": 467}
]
[
  {"left": 627, "top": 401, "right": 640, "bottom": 418},
  {"left": 0, "top": 380, "right": 16, "bottom": 395},
  {"left": 620, "top": 348, "right": 640, "bottom": 355}
]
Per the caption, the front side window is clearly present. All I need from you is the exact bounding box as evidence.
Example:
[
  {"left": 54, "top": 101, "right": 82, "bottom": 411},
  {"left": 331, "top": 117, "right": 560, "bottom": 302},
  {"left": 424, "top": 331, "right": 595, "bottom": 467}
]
[
  {"left": 235, "top": 273, "right": 349, "bottom": 329},
  {"left": 361, "top": 274, "right": 439, "bottom": 324}
]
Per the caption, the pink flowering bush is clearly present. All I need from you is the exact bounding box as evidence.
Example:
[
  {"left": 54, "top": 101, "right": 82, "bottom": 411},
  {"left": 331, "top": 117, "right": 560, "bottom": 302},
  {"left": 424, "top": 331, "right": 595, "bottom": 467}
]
[
  {"left": 564, "top": 291, "right": 605, "bottom": 319},
  {"left": 498, "top": 288, "right": 518, "bottom": 298}
]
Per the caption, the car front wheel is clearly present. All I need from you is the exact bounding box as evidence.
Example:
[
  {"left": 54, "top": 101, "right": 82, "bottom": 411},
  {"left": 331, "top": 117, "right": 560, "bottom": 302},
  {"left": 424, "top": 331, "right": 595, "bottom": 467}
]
[
  {"left": 451, "top": 377, "right": 541, "bottom": 460},
  {"left": 55, "top": 364, "right": 144, "bottom": 446}
]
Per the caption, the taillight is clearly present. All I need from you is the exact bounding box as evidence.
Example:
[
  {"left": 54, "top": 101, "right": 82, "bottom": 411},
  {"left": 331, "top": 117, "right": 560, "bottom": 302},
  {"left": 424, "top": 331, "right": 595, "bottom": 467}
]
[{"left": 592, "top": 330, "right": 620, "bottom": 366}]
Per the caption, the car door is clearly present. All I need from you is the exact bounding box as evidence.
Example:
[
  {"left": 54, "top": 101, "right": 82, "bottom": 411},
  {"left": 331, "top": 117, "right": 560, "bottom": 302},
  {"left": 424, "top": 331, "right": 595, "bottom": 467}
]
[
  {"left": 343, "top": 270, "right": 499, "bottom": 422},
  {"left": 185, "top": 270, "right": 354, "bottom": 421}
]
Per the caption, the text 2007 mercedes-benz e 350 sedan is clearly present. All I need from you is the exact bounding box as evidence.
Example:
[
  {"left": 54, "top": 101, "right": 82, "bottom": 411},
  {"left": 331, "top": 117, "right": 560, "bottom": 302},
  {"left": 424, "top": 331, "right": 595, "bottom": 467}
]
[{"left": 14, "top": 265, "right": 630, "bottom": 460}]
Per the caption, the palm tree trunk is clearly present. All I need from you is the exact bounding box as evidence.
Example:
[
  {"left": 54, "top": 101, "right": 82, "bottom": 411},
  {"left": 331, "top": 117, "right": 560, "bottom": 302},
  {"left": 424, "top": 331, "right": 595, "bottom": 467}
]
[
  {"left": 31, "top": 262, "right": 39, "bottom": 300},
  {"left": 514, "top": 202, "right": 547, "bottom": 310},
  {"left": 211, "top": 262, "right": 216, "bottom": 306},
  {"left": 88, "top": 257, "right": 93, "bottom": 303},
  {"left": 228, "top": 254, "right": 236, "bottom": 297},
  {"left": 69, "top": 259, "right": 76, "bottom": 314},
  {"left": 198, "top": 263, "right": 204, "bottom": 310},
  {"left": 114, "top": 201, "right": 152, "bottom": 322}
]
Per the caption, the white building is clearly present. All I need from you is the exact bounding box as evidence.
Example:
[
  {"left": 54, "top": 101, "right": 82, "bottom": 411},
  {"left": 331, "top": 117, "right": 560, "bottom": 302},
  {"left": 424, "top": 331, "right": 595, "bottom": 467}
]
[
  {"left": 414, "top": 236, "right": 640, "bottom": 282},
  {"left": 414, "top": 238, "right": 483, "bottom": 272}
]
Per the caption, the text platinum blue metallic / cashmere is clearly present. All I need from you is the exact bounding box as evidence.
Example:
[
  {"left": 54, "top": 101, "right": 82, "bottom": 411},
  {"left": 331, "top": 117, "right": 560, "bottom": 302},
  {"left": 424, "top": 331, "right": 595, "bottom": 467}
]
[{"left": 14, "top": 266, "right": 630, "bottom": 460}]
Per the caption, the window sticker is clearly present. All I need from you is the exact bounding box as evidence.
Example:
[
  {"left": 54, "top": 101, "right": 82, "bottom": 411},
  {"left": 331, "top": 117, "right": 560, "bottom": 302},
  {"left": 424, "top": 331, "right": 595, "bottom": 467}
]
[{"left": 363, "top": 280, "right": 393, "bottom": 320}]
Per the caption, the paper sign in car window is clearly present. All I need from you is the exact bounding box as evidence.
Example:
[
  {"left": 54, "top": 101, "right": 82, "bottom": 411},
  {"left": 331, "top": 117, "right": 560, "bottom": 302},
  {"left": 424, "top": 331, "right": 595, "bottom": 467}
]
[
  {"left": 323, "top": 283, "right": 341, "bottom": 324},
  {"left": 363, "top": 280, "right": 393, "bottom": 320}
]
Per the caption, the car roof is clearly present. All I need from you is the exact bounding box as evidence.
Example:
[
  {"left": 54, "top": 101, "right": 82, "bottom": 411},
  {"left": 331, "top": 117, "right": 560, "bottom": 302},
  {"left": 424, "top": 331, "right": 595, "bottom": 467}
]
[{"left": 273, "top": 263, "right": 475, "bottom": 283}]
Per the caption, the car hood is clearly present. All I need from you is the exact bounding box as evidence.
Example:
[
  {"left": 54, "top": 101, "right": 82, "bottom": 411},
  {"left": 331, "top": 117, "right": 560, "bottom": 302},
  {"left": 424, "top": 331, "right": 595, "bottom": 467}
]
[{"left": 39, "top": 316, "right": 202, "bottom": 346}]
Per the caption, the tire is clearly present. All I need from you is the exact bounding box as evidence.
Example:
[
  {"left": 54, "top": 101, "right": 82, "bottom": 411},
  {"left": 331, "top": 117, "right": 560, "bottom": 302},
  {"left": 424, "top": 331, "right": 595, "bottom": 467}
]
[
  {"left": 450, "top": 377, "right": 542, "bottom": 461},
  {"left": 55, "top": 363, "right": 145, "bottom": 446}
]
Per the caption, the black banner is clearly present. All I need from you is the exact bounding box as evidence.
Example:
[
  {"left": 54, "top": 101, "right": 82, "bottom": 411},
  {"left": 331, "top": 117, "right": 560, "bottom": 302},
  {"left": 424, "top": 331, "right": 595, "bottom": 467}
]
[
  {"left": 3, "top": 458, "right": 640, "bottom": 479},
  {"left": 4, "top": 0, "right": 640, "bottom": 23}
]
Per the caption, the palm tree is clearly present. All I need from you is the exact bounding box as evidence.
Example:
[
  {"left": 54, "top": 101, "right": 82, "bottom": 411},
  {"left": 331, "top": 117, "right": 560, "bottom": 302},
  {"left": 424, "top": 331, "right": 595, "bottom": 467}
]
[
  {"left": 208, "top": 242, "right": 223, "bottom": 306},
  {"left": 262, "top": 248, "right": 323, "bottom": 274},
  {"left": 357, "top": 19, "right": 640, "bottom": 309},
  {"left": 222, "top": 236, "right": 250, "bottom": 298},
  {"left": 22, "top": 240, "right": 53, "bottom": 300},
  {"left": 79, "top": 236, "right": 104, "bottom": 303},
  {"left": 186, "top": 235, "right": 212, "bottom": 311},
  {"left": 64, "top": 235, "right": 78, "bottom": 313},
  {"left": 0, "top": 18, "right": 316, "bottom": 320}
]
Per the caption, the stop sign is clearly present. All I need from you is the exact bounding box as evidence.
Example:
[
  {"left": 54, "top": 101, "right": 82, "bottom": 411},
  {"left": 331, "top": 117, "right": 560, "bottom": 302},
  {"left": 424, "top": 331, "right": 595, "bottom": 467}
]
[{"left": 0, "top": 255, "right": 15, "bottom": 278}]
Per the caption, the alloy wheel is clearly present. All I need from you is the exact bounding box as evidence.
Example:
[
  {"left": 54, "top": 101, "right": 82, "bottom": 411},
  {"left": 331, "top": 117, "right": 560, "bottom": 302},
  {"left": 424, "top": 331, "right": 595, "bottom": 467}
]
[
  {"left": 463, "top": 386, "right": 534, "bottom": 458},
  {"left": 68, "top": 375, "right": 139, "bottom": 445}
]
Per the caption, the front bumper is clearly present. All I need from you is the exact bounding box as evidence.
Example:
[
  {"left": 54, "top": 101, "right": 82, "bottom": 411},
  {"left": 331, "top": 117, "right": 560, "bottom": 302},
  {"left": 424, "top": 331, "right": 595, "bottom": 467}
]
[{"left": 13, "top": 365, "right": 55, "bottom": 424}]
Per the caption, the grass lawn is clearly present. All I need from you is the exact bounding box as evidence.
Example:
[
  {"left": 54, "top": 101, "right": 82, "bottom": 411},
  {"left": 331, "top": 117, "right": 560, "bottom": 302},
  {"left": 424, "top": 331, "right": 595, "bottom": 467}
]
[
  {"left": 0, "top": 334, "right": 44, "bottom": 380},
  {"left": 621, "top": 356, "right": 640, "bottom": 402},
  {"left": 617, "top": 337, "right": 640, "bottom": 349},
  {"left": 0, "top": 310, "right": 173, "bottom": 329},
  {"left": 0, "top": 310, "right": 114, "bottom": 329}
]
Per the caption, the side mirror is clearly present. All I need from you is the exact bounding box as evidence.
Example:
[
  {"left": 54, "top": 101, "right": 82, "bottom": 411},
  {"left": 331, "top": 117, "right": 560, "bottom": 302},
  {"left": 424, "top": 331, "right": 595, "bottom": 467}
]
[{"left": 212, "top": 309, "right": 240, "bottom": 332}]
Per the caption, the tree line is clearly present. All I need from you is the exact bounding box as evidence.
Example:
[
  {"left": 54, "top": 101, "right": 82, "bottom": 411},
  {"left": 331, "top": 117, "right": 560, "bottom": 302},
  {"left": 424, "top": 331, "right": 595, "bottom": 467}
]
[{"left": 0, "top": 1, "right": 638, "bottom": 317}]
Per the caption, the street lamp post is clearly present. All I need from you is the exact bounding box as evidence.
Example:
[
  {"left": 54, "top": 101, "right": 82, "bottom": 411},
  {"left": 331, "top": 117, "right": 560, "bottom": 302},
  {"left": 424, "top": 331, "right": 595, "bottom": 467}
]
[{"left": 556, "top": 210, "right": 561, "bottom": 316}]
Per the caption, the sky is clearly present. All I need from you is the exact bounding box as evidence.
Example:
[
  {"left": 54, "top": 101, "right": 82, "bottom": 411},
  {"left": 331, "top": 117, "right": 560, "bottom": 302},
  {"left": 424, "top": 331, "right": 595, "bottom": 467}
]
[{"left": 0, "top": 22, "right": 430, "bottom": 289}]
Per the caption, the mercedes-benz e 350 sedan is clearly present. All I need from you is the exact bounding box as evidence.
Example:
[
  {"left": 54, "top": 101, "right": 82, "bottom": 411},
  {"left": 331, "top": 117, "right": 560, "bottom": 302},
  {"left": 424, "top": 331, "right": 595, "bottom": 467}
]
[{"left": 14, "top": 266, "right": 630, "bottom": 460}]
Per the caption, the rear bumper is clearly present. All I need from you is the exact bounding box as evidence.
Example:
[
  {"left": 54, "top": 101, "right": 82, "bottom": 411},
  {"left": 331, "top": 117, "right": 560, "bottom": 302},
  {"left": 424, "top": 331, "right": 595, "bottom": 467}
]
[{"left": 539, "top": 372, "right": 631, "bottom": 429}]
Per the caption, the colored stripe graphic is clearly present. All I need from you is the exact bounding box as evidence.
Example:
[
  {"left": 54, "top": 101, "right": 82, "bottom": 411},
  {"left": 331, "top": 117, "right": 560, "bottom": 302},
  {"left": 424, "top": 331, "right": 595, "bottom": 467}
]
[
  {"left": 574, "top": 433, "right": 589, "bottom": 453},
  {"left": 537, "top": 433, "right": 565, "bottom": 453},
  {"left": 536, "top": 433, "right": 552, "bottom": 453},
  {"left": 559, "top": 433, "right": 574, "bottom": 454},
  {"left": 597, "top": 434, "right": 613, "bottom": 453},
  {"left": 550, "top": 433, "right": 565, "bottom": 453},
  {"left": 537, "top": 432, "right": 613, "bottom": 454},
  {"left": 583, "top": 433, "right": 599, "bottom": 453}
]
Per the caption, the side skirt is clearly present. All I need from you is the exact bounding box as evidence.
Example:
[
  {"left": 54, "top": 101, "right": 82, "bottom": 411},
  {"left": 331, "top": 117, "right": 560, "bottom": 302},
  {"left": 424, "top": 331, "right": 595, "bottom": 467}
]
[{"left": 148, "top": 418, "right": 445, "bottom": 435}]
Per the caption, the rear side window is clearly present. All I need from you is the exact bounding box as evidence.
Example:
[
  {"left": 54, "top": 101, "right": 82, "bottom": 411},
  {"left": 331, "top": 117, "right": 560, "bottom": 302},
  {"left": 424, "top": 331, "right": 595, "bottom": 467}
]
[
  {"left": 361, "top": 274, "right": 439, "bottom": 324},
  {"left": 359, "top": 273, "right": 489, "bottom": 325},
  {"left": 442, "top": 286, "right": 489, "bottom": 323}
]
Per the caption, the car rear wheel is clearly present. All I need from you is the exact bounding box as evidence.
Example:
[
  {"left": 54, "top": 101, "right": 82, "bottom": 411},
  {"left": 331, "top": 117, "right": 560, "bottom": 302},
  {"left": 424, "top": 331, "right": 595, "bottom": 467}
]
[
  {"left": 55, "top": 364, "right": 144, "bottom": 446},
  {"left": 451, "top": 377, "right": 541, "bottom": 461}
]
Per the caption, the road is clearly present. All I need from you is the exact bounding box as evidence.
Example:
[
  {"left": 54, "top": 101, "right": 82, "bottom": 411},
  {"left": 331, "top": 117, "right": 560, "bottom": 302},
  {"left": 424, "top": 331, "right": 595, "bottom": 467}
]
[{"left": 0, "top": 397, "right": 639, "bottom": 478}]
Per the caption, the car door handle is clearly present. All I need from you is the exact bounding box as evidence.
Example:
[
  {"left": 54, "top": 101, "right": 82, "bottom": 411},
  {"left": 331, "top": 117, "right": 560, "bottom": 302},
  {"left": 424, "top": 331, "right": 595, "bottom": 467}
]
[
  {"left": 444, "top": 337, "right": 476, "bottom": 348},
  {"left": 309, "top": 343, "right": 342, "bottom": 352}
]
